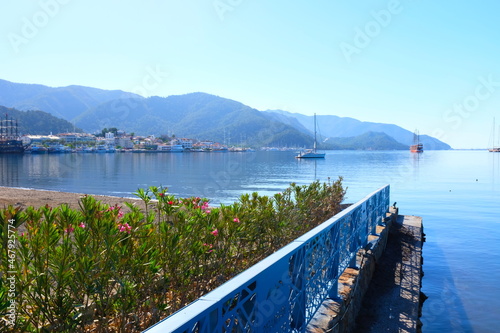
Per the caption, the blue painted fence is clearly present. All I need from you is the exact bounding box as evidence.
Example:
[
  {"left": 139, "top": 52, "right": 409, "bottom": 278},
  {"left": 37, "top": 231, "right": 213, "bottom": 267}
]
[{"left": 144, "top": 185, "right": 390, "bottom": 333}]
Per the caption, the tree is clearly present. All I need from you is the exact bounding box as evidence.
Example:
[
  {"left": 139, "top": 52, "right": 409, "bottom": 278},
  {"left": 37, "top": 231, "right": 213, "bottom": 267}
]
[{"left": 99, "top": 127, "right": 119, "bottom": 137}]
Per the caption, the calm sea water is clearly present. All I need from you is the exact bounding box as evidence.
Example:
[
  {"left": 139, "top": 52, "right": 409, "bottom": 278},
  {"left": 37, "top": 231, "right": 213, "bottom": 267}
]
[{"left": 1, "top": 150, "right": 499, "bottom": 332}]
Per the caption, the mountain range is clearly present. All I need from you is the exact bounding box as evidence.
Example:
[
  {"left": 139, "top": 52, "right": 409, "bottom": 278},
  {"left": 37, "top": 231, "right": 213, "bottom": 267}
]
[
  {"left": 0, "top": 79, "right": 451, "bottom": 149},
  {"left": 264, "top": 110, "right": 449, "bottom": 150}
]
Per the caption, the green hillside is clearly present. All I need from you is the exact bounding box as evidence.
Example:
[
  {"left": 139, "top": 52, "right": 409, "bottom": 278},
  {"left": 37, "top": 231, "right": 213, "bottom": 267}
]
[
  {"left": 0, "top": 106, "right": 82, "bottom": 135},
  {"left": 325, "top": 131, "right": 409, "bottom": 150},
  {"left": 74, "top": 93, "right": 314, "bottom": 147}
]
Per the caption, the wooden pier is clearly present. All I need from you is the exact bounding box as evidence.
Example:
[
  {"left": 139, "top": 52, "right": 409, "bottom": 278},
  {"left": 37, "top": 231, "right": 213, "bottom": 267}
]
[{"left": 307, "top": 208, "right": 424, "bottom": 333}]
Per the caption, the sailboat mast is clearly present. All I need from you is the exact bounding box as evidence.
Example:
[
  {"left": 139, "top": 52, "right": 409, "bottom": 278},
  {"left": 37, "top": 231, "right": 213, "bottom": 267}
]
[
  {"left": 313, "top": 113, "right": 317, "bottom": 152},
  {"left": 498, "top": 124, "right": 500, "bottom": 147},
  {"left": 491, "top": 117, "right": 495, "bottom": 148},
  {"left": 493, "top": 118, "right": 496, "bottom": 149}
]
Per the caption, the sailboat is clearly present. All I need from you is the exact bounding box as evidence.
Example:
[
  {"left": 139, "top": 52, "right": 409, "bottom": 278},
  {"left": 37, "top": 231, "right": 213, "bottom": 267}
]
[
  {"left": 410, "top": 130, "right": 423, "bottom": 153},
  {"left": 488, "top": 118, "right": 500, "bottom": 152},
  {"left": 296, "top": 113, "right": 325, "bottom": 159}
]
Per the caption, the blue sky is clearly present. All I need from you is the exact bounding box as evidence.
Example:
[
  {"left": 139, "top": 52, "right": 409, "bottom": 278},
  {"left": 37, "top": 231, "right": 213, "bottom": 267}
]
[{"left": 1, "top": 0, "right": 500, "bottom": 149}]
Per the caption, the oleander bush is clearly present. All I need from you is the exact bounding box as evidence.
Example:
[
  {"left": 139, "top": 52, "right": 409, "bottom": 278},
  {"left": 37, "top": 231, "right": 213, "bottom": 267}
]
[{"left": 0, "top": 178, "right": 345, "bottom": 332}]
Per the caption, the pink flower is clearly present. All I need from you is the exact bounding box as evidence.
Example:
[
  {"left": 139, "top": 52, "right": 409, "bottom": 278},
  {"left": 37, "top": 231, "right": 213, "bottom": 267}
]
[
  {"left": 79, "top": 222, "right": 86, "bottom": 228},
  {"left": 118, "top": 223, "right": 132, "bottom": 233},
  {"left": 205, "top": 210, "right": 211, "bottom": 214},
  {"left": 211, "top": 229, "right": 219, "bottom": 237},
  {"left": 159, "top": 193, "right": 165, "bottom": 197},
  {"left": 203, "top": 243, "right": 213, "bottom": 253},
  {"left": 168, "top": 201, "right": 174, "bottom": 205},
  {"left": 233, "top": 217, "right": 240, "bottom": 223},
  {"left": 65, "top": 225, "right": 75, "bottom": 234},
  {"left": 108, "top": 206, "right": 124, "bottom": 218}
]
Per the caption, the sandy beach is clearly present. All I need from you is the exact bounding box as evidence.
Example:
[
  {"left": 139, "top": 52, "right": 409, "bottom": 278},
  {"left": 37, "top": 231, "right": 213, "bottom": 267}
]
[{"left": 0, "top": 186, "right": 144, "bottom": 211}]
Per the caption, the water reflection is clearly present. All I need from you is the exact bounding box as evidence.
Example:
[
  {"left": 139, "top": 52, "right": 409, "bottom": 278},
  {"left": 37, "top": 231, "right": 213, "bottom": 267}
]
[
  {"left": 490, "top": 151, "right": 500, "bottom": 191},
  {"left": 0, "top": 155, "right": 20, "bottom": 187},
  {"left": 420, "top": 243, "right": 473, "bottom": 332}
]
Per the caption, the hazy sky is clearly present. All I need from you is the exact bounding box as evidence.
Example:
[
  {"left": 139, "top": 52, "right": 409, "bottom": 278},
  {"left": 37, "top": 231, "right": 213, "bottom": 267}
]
[{"left": 1, "top": 0, "right": 500, "bottom": 149}]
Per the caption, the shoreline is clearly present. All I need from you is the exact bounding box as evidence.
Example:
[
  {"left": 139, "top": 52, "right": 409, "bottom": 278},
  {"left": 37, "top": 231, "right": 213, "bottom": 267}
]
[{"left": 0, "top": 186, "right": 144, "bottom": 211}]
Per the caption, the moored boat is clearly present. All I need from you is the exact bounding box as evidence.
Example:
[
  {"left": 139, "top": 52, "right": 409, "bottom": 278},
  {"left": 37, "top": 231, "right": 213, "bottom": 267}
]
[
  {"left": 170, "top": 144, "right": 184, "bottom": 152},
  {"left": 488, "top": 118, "right": 500, "bottom": 152},
  {"left": 0, "top": 139, "right": 25, "bottom": 154},
  {"left": 48, "top": 143, "right": 71, "bottom": 153},
  {"left": 296, "top": 149, "right": 325, "bottom": 158},
  {"left": 29, "top": 145, "right": 48, "bottom": 154},
  {"left": 0, "top": 115, "right": 25, "bottom": 154},
  {"left": 410, "top": 130, "right": 423, "bottom": 153},
  {"left": 410, "top": 143, "right": 424, "bottom": 153},
  {"left": 296, "top": 113, "right": 325, "bottom": 159}
]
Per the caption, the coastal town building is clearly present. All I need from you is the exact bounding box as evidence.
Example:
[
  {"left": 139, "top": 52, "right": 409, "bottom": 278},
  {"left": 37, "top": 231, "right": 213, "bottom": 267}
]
[
  {"left": 22, "top": 134, "right": 61, "bottom": 144},
  {"left": 116, "top": 137, "right": 133, "bottom": 149},
  {"left": 174, "top": 138, "right": 193, "bottom": 149},
  {"left": 57, "top": 133, "right": 96, "bottom": 144},
  {"left": 17, "top": 128, "right": 234, "bottom": 153}
]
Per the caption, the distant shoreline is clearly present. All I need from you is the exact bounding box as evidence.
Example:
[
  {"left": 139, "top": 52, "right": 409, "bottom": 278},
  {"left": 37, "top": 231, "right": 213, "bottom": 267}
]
[{"left": 0, "top": 186, "right": 143, "bottom": 211}]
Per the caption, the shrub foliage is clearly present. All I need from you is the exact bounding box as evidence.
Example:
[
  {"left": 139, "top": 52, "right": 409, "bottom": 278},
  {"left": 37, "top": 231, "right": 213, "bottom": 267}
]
[{"left": 0, "top": 178, "right": 345, "bottom": 332}]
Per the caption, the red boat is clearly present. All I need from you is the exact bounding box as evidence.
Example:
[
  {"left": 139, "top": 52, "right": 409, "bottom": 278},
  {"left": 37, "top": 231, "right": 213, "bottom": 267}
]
[{"left": 410, "top": 130, "right": 423, "bottom": 153}]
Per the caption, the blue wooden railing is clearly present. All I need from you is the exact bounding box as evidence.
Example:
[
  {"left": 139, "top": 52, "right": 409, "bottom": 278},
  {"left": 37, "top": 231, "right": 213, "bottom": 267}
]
[{"left": 144, "top": 185, "right": 390, "bottom": 333}]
